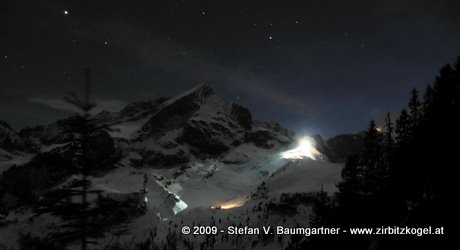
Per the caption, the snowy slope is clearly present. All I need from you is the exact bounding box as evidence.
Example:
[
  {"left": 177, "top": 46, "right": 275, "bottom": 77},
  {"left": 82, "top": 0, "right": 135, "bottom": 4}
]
[
  {"left": 266, "top": 159, "right": 342, "bottom": 194},
  {"left": 0, "top": 84, "right": 344, "bottom": 250}
]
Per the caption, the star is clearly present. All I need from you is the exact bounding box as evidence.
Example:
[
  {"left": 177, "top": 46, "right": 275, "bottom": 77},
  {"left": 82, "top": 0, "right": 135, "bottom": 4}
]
[
  {"left": 104, "top": 41, "right": 108, "bottom": 45},
  {"left": 295, "top": 20, "right": 299, "bottom": 24},
  {"left": 202, "top": 11, "right": 206, "bottom": 15},
  {"left": 64, "top": 10, "right": 69, "bottom": 15},
  {"left": 269, "top": 35, "right": 273, "bottom": 40}
]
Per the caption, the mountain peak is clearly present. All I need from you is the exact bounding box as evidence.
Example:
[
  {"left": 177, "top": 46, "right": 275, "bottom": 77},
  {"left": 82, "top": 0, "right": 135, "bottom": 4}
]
[
  {"left": 139, "top": 84, "right": 216, "bottom": 136},
  {"left": 162, "top": 84, "right": 214, "bottom": 107},
  {"left": 185, "top": 83, "right": 214, "bottom": 96},
  {"left": 0, "top": 120, "right": 13, "bottom": 132}
]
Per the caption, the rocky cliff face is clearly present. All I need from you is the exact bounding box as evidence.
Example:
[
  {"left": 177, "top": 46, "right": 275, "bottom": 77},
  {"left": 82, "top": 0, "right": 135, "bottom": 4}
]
[
  {"left": 0, "top": 84, "right": 294, "bottom": 208},
  {"left": 98, "top": 84, "right": 282, "bottom": 167},
  {"left": 0, "top": 121, "right": 20, "bottom": 153},
  {"left": 314, "top": 133, "right": 365, "bottom": 163},
  {"left": 0, "top": 121, "right": 40, "bottom": 154}
]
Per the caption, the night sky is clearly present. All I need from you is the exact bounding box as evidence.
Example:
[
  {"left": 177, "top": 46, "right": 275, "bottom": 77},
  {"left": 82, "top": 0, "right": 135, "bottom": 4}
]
[{"left": 2, "top": 0, "right": 460, "bottom": 137}]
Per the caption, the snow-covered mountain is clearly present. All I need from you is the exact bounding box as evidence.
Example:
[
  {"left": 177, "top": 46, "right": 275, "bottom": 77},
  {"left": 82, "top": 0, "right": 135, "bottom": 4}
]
[
  {"left": 313, "top": 133, "right": 364, "bottom": 163},
  {"left": 0, "top": 84, "right": 347, "bottom": 249}
]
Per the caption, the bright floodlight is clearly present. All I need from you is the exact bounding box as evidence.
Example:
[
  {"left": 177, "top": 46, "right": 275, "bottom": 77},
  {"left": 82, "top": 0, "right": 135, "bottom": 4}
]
[{"left": 280, "top": 136, "right": 319, "bottom": 160}]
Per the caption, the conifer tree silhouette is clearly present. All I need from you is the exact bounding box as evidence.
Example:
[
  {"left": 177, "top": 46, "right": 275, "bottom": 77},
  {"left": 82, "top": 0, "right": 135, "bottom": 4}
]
[{"left": 33, "top": 68, "right": 124, "bottom": 249}]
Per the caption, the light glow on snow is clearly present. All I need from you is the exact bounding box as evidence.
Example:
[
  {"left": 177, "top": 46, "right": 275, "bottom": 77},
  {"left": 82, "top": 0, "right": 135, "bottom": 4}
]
[
  {"left": 280, "top": 136, "right": 319, "bottom": 160},
  {"left": 173, "top": 198, "right": 188, "bottom": 215},
  {"left": 154, "top": 179, "right": 188, "bottom": 215},
  {"left": 210, "top": 197, "right": 247, "bottom": 210}
]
